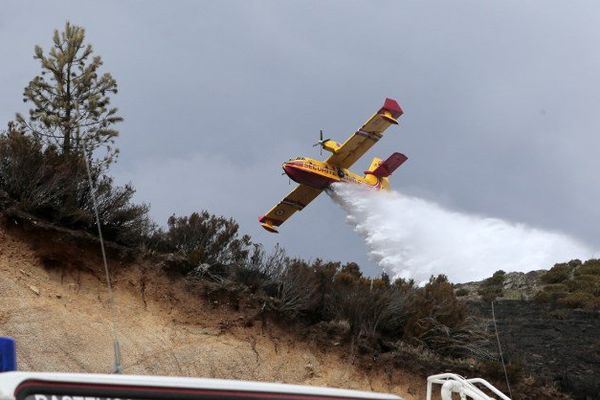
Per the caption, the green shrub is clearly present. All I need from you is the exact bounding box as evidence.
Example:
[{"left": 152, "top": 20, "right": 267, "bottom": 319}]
[
  {"left": 533, "top": 290, "right": 551, "bottom": 304},
  {"left": 537, "top": 259, "right": 600, "bottom": 309},
  {"left": 540, "top": 263, "right": 574, "bottom": 284},
  {"left": 558, "top": 291, "right": 596, "bottom": 309},
  {"left": 566, "top": 275, "right": 600, "bottom": 293},
  {"left": 576, "top": 259, "right": 600, "bottom": 276},
  {"left": 543, "top": 283, "right": 569, "bottom": 293},
  {"left": 477, "top": 270, "right": 506, "bottom": 302}
]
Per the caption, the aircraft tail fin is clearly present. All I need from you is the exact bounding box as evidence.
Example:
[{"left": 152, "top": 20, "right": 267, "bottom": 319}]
[
  {"left": 364, "top": 152, "right": 407, "bottom": 178},
  {"left": 365, "top": 157, "right": 383, "bottom": 174}
]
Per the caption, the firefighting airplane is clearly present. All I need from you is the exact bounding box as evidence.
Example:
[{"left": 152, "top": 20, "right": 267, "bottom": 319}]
[{"left": 259, "top": 98, "right": 406, "bottom": 233}]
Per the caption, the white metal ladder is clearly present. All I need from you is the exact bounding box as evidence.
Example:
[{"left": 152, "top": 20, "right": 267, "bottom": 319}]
[{"left": 426, "top": 373, "right": 511, "bottom": 400}]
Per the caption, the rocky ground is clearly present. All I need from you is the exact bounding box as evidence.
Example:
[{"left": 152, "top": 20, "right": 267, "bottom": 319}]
[{"left": 455, "top": 270, "right": 547, "bottom": 301}]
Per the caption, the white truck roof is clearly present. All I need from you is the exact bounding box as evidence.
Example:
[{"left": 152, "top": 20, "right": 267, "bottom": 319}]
[{"left": 0, "top": 372, "right": 401, "bottom": 400}]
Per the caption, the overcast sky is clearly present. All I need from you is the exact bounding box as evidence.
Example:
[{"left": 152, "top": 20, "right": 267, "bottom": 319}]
[{"left": 2, "top": 1, "right": 599, "bottom": 277}]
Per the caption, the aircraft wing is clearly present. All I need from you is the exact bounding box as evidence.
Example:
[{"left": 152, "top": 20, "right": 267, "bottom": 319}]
[
  {"left": 259, "top": 184, "right": 323, "bottom": 233},
  {"left": 325, "top": 98, "right": 403, "bottom": 169}
]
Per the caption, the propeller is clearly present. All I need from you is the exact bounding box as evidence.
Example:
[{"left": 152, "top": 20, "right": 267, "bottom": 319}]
[
  {"left": 312, "top": 129, "right": 331, "bottom": 156},
  {"left": 281, "top": 169, "right": 289, "bottom": 184}
]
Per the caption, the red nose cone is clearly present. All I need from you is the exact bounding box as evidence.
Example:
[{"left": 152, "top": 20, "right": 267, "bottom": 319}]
[
  {"left": 282, "top": 162, "right": 300, "bottom": 178},
  {"left": 283, "top": 163, "right": 295, "bottom": 175},
  {"left": 283, "top": 162, "right": 308, "bottom": 186}
]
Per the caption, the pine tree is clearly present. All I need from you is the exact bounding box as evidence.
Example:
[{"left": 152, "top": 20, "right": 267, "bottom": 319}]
[{"left": 16, "top": 21, "right": 122, "bottom": 170}]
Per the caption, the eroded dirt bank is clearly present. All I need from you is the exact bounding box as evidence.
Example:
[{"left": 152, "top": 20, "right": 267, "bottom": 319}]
[{"left": 0, "top": 226, "right": 423, "bottom": 399}]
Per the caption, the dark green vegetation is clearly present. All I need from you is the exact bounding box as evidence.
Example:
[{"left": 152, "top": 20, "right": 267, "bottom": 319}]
[
  {"left": 477, "top": 270, "right": 506, "bottom": 302},
  {"left": 535, "top": 259, "right": 600, "bottom": 310},
  {"left": 1, "top": 22, "right": 581, "bottom": 400}
]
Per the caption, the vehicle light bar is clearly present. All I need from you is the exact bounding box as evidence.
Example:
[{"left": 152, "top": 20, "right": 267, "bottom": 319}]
[{"left": 0, "top": 337, "right": 16, "bottom": 372}]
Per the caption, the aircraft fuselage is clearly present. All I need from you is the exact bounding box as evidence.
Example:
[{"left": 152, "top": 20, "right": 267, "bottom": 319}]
[{"left": 282, "top": 157, "right": 388, "bottom": 191}]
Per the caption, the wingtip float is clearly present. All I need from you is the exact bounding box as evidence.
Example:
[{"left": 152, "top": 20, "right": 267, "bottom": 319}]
[
  {"left": 259, "top": 217, "right": 279, "bottom": 234},
  {"left": 259, "top": 98, "right": 406, "bottom": 233}
]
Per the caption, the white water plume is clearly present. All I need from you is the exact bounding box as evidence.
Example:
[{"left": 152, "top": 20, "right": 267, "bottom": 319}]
[{"left": 329, "top": 184, "right": 594, "bottom": 283}]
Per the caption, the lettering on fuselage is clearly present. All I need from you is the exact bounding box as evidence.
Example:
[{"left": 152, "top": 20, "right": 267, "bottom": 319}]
[
  {"left": 29, "top": 395, "right": 132, "bottom": 400},
  {"left": 341, "top": 174, "right": 362, "bottom": 185},
  {"left": 297, "top": 161, "right": 336, "bottom": 176},
  {"left": 293, "top": 161, "right": 373, "bottom": 186}
]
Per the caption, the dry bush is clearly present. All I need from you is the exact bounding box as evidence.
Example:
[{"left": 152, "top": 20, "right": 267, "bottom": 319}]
[
  {"left": 322, "top": 267, "right": 408, "bottom": 348},
  {"left": 149, "top": 211, "right": 253, "bottom": 274},
  {"left": 330, "top": 278, "right": 389, "bottom": 342},
  {"left": 399, "top": 276, "right": 493, "bottom": 359},
  {"left": 312, "top": 270, "right": 493, "bottom": 360},
  {"left": 0, "top": 131, "right": 74, "bottom": 213},
  {"left": 387, "top": 341, "right": 475, "bottom": 377},
  {"left": 161, "top": 227, "right": 492, "bottom": 365},
  {"left": 0, "top": 130, "right": 151, "bottom": 246},
  {"left": 268, "top": 260, "right": 320, "bottom": 319},
  {"left": 307, "top": 319, "right": 351, "bottom": 347},
  {"left": 255, "top": 243, "right": 289, "bottom": 282},
  {"left": 254, "top": 249, "right": 326, "bottom": 320},
  {"left": 402, "top": 275, "right": 464, "bottom": 338}
]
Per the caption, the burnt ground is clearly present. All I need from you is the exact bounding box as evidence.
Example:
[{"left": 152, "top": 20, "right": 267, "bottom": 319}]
[{"left": 473, "top": 301, "right": 600, "bottom": 400}]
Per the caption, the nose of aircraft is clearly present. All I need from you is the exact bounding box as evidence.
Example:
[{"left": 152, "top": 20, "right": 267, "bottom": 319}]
[{"left": 282, "top": 161, "right": 297, "bottom": 176}]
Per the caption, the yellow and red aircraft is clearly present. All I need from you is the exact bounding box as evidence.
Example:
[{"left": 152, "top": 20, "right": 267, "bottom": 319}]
[{"left": 259, "top": 98, "right": 406, "bottom": 233}]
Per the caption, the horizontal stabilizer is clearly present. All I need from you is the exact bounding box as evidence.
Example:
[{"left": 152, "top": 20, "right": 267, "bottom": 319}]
[{"left": 367, "top": 152, "right": 407, "bottom": 177}]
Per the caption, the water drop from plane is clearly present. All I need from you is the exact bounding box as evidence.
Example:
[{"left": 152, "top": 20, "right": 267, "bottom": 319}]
[{"left": 329, "top": 184, "right": 594, "bottom": 283}]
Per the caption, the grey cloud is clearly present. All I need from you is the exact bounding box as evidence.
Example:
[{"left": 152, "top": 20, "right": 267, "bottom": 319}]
[{"left": 2, "top": 0, "right": 599, "bottom": 275}]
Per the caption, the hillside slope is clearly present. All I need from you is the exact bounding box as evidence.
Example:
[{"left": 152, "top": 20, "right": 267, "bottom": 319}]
[
  {"left": 0, "top": 226, "right": 422, "bottom": 399},
  {"left": 457, "top": 271, "right": 600, "bottom": 399}
]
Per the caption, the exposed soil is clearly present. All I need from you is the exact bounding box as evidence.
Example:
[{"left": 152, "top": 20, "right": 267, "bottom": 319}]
[{"left": 0, "top": 224, "right": 424, "bottom": 399}]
